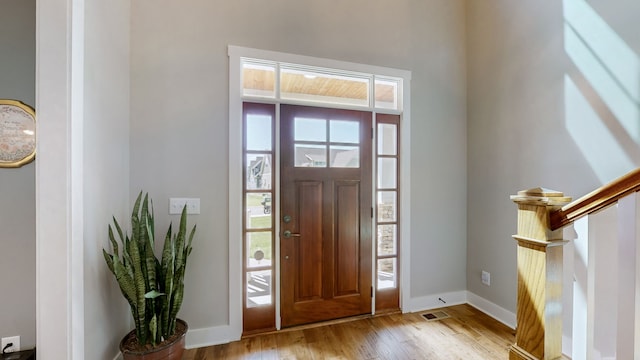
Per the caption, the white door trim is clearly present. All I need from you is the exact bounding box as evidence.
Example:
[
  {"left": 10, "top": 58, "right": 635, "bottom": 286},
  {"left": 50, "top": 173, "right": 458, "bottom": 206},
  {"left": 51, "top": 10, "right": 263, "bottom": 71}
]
[
  {"left": 36, "top": 0, "right": 85, "bottom": 357},
  {"left": 228, "top": 45, "right": 411, "bottom": 340}
]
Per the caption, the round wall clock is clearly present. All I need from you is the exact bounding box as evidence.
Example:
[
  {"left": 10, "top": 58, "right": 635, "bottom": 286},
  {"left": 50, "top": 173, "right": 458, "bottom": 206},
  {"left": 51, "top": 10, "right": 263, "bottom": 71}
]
[{"left": 0, "top": 99, "right": 36, "bottom": 168}]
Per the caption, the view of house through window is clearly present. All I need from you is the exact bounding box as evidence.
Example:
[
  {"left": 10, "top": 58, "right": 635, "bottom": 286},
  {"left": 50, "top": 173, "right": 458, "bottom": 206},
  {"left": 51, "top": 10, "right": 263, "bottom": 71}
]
[{"left": 242, "top": 103, "right": 276, "bottom": 333}]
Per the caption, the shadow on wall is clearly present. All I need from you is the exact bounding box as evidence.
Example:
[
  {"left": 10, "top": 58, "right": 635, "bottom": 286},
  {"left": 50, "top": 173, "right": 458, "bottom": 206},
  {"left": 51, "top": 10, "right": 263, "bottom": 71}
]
[
  {"left": 563, "top": 0, "right": 640, "bottom": 184},
  {"left": 562, "top": 1, "right": 640, "bottom": 358}
]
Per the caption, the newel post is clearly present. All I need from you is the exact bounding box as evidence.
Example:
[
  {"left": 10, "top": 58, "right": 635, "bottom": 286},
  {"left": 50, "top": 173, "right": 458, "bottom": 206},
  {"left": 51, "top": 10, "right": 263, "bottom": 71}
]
[{"left": 509, "top": 188, "right": 572, "bottom": 360}]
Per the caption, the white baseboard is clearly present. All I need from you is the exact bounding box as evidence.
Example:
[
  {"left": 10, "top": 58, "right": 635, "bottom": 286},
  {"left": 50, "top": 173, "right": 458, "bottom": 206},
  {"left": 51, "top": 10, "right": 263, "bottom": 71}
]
[
  {"left": 112, "top": 352, "right": 122, "bottom": 360},
  {"left": 183, "top": 292, "right": 516, "bottom": 351},
  {"left": 562, "top": 334, "right": 572, "bottom": 358},
  {"left": 186, "top": 324, "right": 238, "bottom": 349},
  {"left": 466, "top": 291, "right": 516, "bottom": 329},
  {"left": 404, "top": 290, "right": 468, "bottom": 313}
]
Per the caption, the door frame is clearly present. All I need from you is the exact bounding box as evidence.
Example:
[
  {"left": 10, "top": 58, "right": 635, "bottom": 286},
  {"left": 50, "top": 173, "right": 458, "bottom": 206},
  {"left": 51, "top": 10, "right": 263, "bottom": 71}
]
[{"left": 228, "top": 45, "right": 412, "bottom": 339}]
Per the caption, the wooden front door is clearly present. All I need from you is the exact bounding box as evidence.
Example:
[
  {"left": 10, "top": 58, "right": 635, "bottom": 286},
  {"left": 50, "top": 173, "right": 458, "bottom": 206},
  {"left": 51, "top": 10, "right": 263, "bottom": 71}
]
[{"left": 280, "top": 104, "right": 372, "bottom": 327}]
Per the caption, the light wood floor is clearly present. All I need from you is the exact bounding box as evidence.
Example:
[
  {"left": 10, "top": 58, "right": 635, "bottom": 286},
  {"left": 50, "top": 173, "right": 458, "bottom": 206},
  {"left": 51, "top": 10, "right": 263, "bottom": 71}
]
[{"left": 183, "top": 304, "right": 517, "bottom": 359}]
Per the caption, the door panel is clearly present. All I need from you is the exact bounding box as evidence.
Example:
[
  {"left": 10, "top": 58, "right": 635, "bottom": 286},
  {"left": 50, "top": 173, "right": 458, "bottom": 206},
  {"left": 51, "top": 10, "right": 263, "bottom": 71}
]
[
  {"left": 335, "top": 181, "right": 360, "bottom": 296},
  {"left": 296, "top": 181, "right": 323, "bottom": 301},
  {"left": 280, "top": 104, "right": 372, "bottom": 327}
]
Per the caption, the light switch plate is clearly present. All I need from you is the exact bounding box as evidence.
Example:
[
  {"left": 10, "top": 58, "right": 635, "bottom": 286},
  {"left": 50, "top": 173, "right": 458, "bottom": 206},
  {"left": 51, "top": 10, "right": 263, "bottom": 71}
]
[
  {"left": 169, "top": 198, "right": 200, "bottom": 214},
  {"left": 481, "top": 270, "right": 491, "bottom": 286}
]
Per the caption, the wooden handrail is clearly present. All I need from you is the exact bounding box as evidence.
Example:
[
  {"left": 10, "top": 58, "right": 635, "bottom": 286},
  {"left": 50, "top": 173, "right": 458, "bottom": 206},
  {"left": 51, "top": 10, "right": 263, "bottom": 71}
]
[{"left": 550, "top": 168, "right": 640, "bottom": 230}]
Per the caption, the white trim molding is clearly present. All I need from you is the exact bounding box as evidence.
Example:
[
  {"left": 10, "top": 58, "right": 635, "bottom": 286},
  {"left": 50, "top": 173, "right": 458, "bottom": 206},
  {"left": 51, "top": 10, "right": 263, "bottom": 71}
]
[
  {"left": 404, "top": 291, "right": 468, "bottom": 313},
  {"left": 184, "top": 291, "right": 518, "bottom": 347},
  {"left": 185, "top": 325, "right": 235, "bottom": 349},
  {"left": 466, "top": 291, "right": 517, "bottom": 330},
  {"left": 36, "top": 0, "right": 85, "bottom": 358},
  {"left": 228, "top": 45, "right": 412, "bottom": 337}
]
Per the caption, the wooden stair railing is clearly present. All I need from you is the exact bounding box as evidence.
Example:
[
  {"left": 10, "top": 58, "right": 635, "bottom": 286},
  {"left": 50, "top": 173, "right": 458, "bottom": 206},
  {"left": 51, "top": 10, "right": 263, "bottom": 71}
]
[
  {"left": 550, "top": 168, "right": 640, "bottom": 230},
  {"left": 509, "top": 168, "right": 640, "bottom": 360}
]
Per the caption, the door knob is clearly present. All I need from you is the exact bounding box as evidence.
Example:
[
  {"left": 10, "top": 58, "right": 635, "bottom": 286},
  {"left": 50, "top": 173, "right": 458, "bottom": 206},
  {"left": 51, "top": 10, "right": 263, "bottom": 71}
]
[{"left": 283, "top": 230, "right": 301, "bottom": 238}]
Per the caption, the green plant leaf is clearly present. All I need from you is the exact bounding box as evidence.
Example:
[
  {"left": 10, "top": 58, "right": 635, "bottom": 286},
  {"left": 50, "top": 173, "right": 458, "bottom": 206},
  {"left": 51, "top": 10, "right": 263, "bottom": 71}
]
[
  {"left": 107, "top": 224, "right": 119, "bottom": 257},
  {"left": 103, "top": 249, "right": 115, "bottom": 275},
  {"left": 144, "top": 290, "right": 166, "bottom": 299},
  {"left": 149, "top": 314, "right": 158, "bottom": 347}
]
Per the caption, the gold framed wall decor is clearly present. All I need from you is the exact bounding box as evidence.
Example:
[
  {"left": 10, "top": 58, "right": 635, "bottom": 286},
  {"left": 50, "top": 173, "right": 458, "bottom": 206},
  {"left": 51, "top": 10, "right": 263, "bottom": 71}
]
[{"left": 0, "top": 99, "right": 36, "bottom": 168}]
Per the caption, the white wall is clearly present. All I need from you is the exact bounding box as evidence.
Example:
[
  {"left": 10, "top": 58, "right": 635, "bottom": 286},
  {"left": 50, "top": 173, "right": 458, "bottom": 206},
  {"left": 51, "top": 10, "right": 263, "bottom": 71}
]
[
  {"left": 466, "top": 0, "right": 640, "bottom": 315},
  {"left": 0, "top": 0, "right": 36, "bottom": 349},
  {"left": 82, "top": 0, "right": 132, "bottom": 358},
  {"left": 130, "top": 0, "right": 467, "bottom": 335}
]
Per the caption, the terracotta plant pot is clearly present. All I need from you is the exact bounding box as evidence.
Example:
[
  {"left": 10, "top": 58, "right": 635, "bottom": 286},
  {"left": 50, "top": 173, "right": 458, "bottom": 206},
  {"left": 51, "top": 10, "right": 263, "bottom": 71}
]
[{"left": 120, "top": 319, "right": 188, "bottom": 360}]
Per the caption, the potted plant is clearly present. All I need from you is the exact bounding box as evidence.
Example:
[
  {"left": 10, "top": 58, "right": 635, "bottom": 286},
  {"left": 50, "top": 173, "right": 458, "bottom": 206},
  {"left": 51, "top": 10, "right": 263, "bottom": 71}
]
[{"left": 103, "top": 192, "right": 196, "bottom": 360}]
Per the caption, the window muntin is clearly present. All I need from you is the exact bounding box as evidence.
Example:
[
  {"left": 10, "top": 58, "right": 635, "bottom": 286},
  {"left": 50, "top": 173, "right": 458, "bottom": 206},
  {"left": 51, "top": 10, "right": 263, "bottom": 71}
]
[
  {"left": 375, "top": 117, "right": 399, "bottom": 294},
  {"left": 243, "top": 105, "right": 275, "bottom": 310},
  {"left": 241, "top": 58, "right": 402, "bottom": 111}
]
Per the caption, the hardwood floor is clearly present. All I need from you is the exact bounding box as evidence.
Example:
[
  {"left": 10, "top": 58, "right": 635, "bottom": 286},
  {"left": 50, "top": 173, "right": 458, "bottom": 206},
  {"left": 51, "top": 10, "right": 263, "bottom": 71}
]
[{"left": 183, "top": 304, "right": 517, "bottom": 359}]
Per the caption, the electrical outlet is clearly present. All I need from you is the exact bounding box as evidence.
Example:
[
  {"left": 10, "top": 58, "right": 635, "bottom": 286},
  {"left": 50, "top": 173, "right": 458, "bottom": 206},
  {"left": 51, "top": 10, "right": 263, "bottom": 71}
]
[
  {"left": 1, "top": 336, "right": 20, "bottom": 353},
  {"left": 169, "top": 198, "right": 200, "bottom": 215},
  {"left": 482, "top": 270, "right": 491, "bottom": 286}
]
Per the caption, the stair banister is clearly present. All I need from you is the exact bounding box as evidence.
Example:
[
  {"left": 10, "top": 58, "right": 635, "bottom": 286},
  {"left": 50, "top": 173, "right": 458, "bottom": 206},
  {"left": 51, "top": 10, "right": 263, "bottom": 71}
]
[
  {"left": 510, "top": 188, "right": 572, "bottom": 360},
  {"left": 550, "top": 168, "right": 640, "bottom": 230},
  {"left": 510, "top": 168, "right": 640, "bottom": 360}
]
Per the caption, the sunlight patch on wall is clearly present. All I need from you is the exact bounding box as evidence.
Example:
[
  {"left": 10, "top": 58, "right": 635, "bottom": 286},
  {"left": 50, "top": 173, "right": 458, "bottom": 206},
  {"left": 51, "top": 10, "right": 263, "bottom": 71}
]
[
  {"left": 563, "top": 0, "right": 640, "bottom": 102},
  {"left": 563, "top": 0, "right": 640, "bottom": 143},
  {"left": 564, "top": 23, "right": 639, "bottom": 143},
  {"left": 564, "top": 75, "right": 634, "bottom": 183}
]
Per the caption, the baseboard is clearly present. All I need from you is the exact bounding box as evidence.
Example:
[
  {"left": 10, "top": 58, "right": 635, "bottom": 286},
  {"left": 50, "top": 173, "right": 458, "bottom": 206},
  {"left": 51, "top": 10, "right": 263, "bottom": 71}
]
[
  {"left": 186, "top": 324, "right": 238, "bottom": 349},
  {"left": 109, "top": 325, "right": 235, "bottom": 355},
  {"left": 183, "top": 292, "right": 515, "bottom": 350},
  {"left": 562, "top": 334, "right": 572, "bottom": 358},
  {"left": 404, "top": 290, "right": 468, "bottom": 313},
  {"left": 466, "top": 291, "right": 516, "bottom": 329}
]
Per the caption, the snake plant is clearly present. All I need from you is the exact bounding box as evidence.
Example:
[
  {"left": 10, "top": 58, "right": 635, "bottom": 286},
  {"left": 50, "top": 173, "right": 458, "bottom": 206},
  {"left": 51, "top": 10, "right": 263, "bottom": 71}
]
[{"left": 103, "top": 191, "right": 196, "bottom": 347}]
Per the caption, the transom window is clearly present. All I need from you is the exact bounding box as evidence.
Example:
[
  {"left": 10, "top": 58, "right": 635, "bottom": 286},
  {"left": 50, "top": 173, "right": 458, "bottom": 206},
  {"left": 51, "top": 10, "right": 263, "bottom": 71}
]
[{"left": 241, "top": 59, "right": 401, "bottom": 110}]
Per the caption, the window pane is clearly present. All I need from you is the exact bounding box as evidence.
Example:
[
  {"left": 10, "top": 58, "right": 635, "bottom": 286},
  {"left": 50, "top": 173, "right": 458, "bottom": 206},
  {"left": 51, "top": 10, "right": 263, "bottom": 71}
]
[
  {"left": 377, "top": 123, "right": 397, "bottom": 155},
  {"left": 245, "top": 193, "right": 272, "bottom": 228},
  {"left": 375, "top": 78, "right": 399, "bottom": 110},
  {"left": 377, "top": 258, "right": 397, "bottom": 290},
  {"left": 377, "top": 224, "right": 397, "bottom": 256},
  {"left": 330, "top": 120, "right": 359, "bottom": 144},
  {"left": 242, "top": 62, "right": 275, "bottom": 98},
  {"left": 246, "top": 231, "right": 272, "bottom": 267},
  {"left": 246, "top": 114, "right": 272, "bottom": 151},
  {"left": 330, "top": 146, "right": 359, "bottom": 168},
  {"left": 281, "top": 67, "right": 370, "bottom": 107},
  {"left": 246, "top": 154, "right": 272, "bottom": 190},
  {"left": 246, "top": 270, "right": 273, "bottom": 307},
  {"left": 377, "top": 191, "right": 397, "bottom": 222},
  {"left": 377, "top": 158, "right": 397, "bottom": 188},
  {"left": 294, "top": 117, "right": 326, "bottom": 142},
  {"left": 295, "top": 144, "right": 326, "bottom": 167}
]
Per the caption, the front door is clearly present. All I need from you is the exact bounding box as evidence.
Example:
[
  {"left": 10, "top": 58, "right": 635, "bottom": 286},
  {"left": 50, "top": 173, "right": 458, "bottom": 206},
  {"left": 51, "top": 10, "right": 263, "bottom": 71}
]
[{"left": 280, "top": 104, "right": 372, "bottom": 327}]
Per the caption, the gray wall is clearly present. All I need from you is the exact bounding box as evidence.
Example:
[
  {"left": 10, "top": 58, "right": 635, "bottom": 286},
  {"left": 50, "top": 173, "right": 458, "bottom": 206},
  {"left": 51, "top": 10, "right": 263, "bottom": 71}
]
[
  {"left": 466, "top": 0, "right": 640, "bottom": 313},
  {"left": 82, "top": 0, "right": 132, "bottom": 358},
  {"left": 130, "top": 0, "right": 468, "bottom": 331},
  {"left": 0, "top": 0, "right": 36, "bottom": 349}
]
